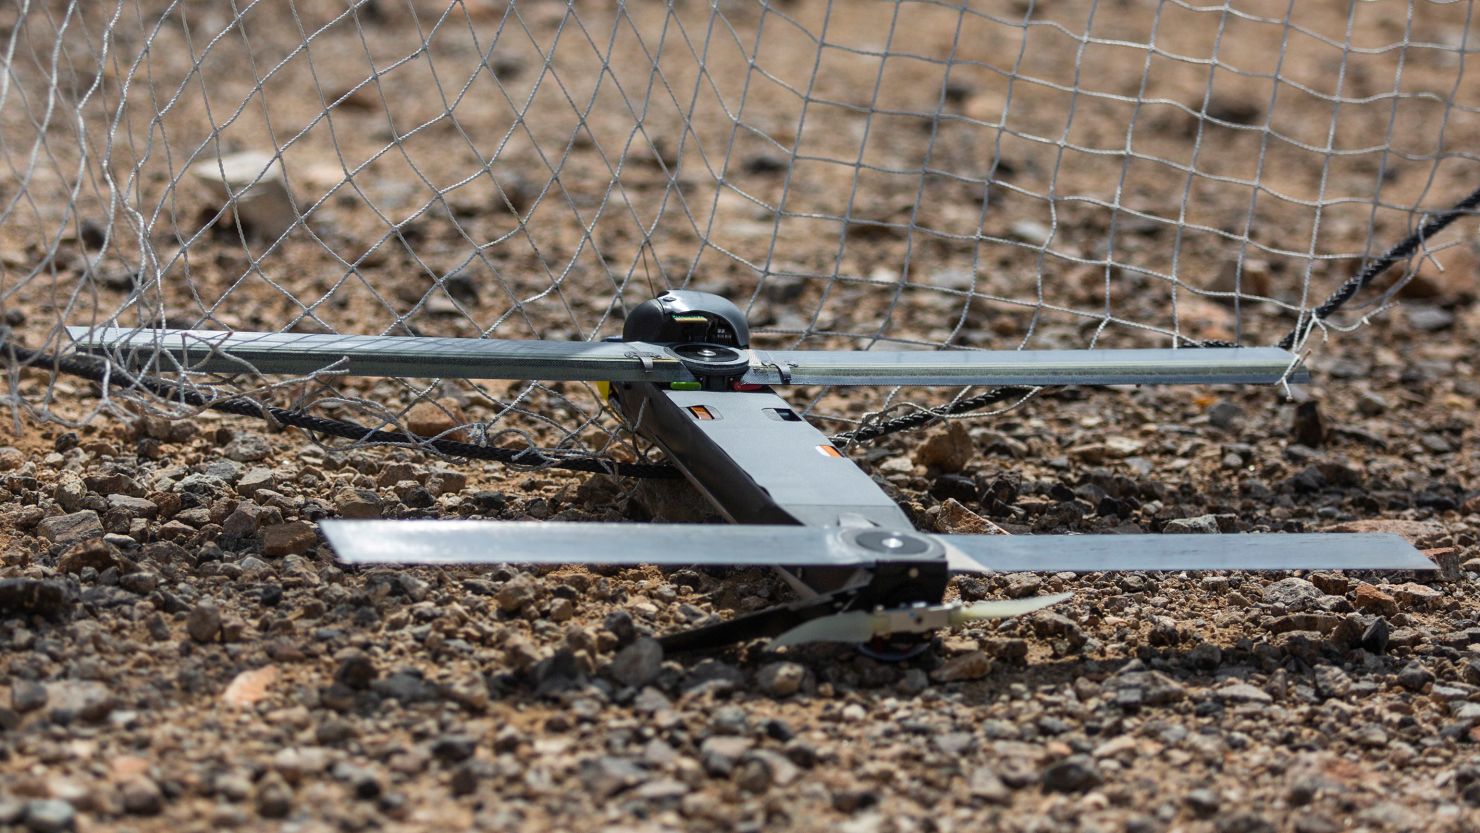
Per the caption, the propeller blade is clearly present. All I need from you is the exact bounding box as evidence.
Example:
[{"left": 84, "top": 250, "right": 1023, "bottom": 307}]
[
  {"left": 949, "top": 592, "right": 1075, "bottom": 624},
  {"left": 770, "top": 611, "right": 880, "bottom": 648},
  {"left": 770, "top": 593, "right": 1073, "bottom": 648}
]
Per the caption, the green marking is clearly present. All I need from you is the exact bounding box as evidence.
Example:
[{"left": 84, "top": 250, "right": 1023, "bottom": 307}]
[
  {"left": 669, "top": 381, "right": 702, "bottom": 391},
  {"left": 670, "top": 314, "right": 709, "bottom": 324}
]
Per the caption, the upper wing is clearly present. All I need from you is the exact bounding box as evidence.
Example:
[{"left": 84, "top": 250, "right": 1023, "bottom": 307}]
[{"left": 70, "top": 326, "right": 1307, "bottom": 387}]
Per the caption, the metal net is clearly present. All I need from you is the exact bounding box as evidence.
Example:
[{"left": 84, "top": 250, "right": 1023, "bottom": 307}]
[{"left": 3, "top": 0, "right": 1477, "bottom": 465}]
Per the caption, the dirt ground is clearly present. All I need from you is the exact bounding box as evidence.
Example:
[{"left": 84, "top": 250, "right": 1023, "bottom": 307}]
[{"left": 2, "top": 2, "right": 1480, "bottom": 832}]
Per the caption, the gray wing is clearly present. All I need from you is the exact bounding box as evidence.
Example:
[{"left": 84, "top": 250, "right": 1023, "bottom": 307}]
[
  {"left": 320, "top": 520, "right": 1431, "bottom": 573},
  {"left": 71, "top": 326, "right": 1306, "bottom": 387},
  {"left": 748, "top": 346, "right": 1308, "bottom": 386},
  {"left": 67, "top": 327, "right": 688, "bottom": 383}
]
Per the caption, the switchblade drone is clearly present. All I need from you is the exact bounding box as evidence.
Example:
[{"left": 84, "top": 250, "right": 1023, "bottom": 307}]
[{"left": 71, "top": 290, "right": 1433, "bottom": 656}]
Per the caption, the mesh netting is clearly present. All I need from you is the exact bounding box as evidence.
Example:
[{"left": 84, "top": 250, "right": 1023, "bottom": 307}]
[{"left": 2, "top": 0, "right": 1477, "bottom": 464}]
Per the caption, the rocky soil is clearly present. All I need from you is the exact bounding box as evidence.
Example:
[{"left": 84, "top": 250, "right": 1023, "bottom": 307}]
[
  {"left": 2, "top": 311, "right": 1479, "bottom": 833},
  {"left": 2, "top": 2, "right": 1480, "bottom": 832}
]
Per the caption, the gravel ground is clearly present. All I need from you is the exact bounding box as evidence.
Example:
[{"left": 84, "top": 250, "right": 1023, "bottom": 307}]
[
  {"left": 4, "top": 2, "right": 1480, "bottom": 832},
  {"left": 2, "top": 297, "right": 1480, "bottom": 833}
]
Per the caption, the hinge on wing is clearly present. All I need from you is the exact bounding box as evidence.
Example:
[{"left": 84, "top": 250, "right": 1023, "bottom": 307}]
[
  {"left": 751, "top": 350, "right": 792, "bottom": 384},
  {"left": 625, "top": 350, "right": 657, "bottom": 373}
]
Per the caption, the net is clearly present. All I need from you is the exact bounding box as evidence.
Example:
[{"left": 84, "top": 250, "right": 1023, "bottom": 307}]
[{"left": 3, "top": 0, "right": 1477, "bottom": 465}]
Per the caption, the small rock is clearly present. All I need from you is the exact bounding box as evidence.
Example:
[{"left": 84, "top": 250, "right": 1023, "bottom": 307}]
[
  {"left": 1041, "top": 755, "right": 1102, "bottom": 793},
  {"left": 36, "top": 510, "right": 103, "bottom": 546},
  {"left": 119, "top": 775, "right": 164, "bottom": 815},
  {"left": 1324, "top": 519, "right": 1447, "bottom": 548},
  {"left": 1185, "top": 788, "right": 1221, "bottom": 817},
  {"left": 931, "top": 651, "right": 992, "bottom": 683},
  {"left": 222, "top": 665, "right": 279, "bottom": 708},
  {"left": 912, "top": 421, "right": 974, "bottom": 473},
  {"left": 1396, "top": 662, "right": 1434, "bottom": 691},
  {"left": 335, "top": 651, "right": 378, "bottom": 690},
  {"left": 608, "top": 637, "right": 663, "bottom": 688},
  {"left": 1109, "top": 670, "right": 1186, "bottom": 707},
  {"left": 496, "top": 574, "right": 540, "bottom": 614},
  {"left": 237, "top": 467, "right": 276, "bottom": 498},
  {"left": 968, "top": 769, "right": 1010, "bottom": 804},
  {"left": 406, "top": 399, "right": 469, "bottom": 440},
  {"left": 756, "top": 662, "right": 806, "bottom": 698},
  {"left": 1309, "top": 572, "right": 1350, "bottom": 595},
  {"left": 1009, "top": 218, "right": 1053, "bottom": 246},
  {"left": 1314, "top": 665, "right": 1351, "bottom": 699},
  {"left": 1291, "top": 400, "right": 1324, "bottom": 447},
  {"left": 190, "top": 150, "right": 297, "bottom": 240},
  {"left": 255, "top": 773, "right": 293, "bottom": 819},
  {"left": 699, "top": 735, "right": 753, "bottom": 776},
  {"left": 1406, "top": 305, "right": 1454, "bottom": 331},
  {"left": 935, "top": 498, "right": 1006, "bottom": 535},
  {"left": 1263, "top": 577, "right": 1325, "bottom": 611},
  {"left": 1207, "top": 400, "right": 1242, "bottom": 429},
  {"left": 334, "top": 488, "right": 383, "bottom": 519},
  {"left": 261, "top": 521, "right": 317, "bottom": 557},
  {"left": 1361, "top": 617, "right": 1391, "bottom": 653},
  {"left": 186, "top": 599, "right": 223, "bottom": 643},
  {"left": 224, "top": 433, "right": 273, "bottom": 462},
  {"left": 0, "top": 446, "right": 25, "bottom": 471},
  {"left": 1164, "top": 514, "right": 1220, "bottom": 534},
  {"left": 1388, "top": 582, "right": 1441, "bottom": 609},
  {"left": 106, "top": 494, "right": 158, "bottom": 520},
  {"left": 12, "top": 679, "right": 47, "bottom": 713},
  {"left": 430, "top": 734, "right": 477, "bottom": 764},
  {"left": 0, "top": 578, "right": 73, "bottom": 619},
  {"left": 1215, "top": 681, "right": 1272, "bottom": 705},
  {"left": 22, "top": 799, "right": 75, "bottom": 833},
  {"left": 57, "top": 539, "right": 118, "bottom": 574},
  {"left": 1353, "top": 583, "right": 1398, "bottom": 616}
]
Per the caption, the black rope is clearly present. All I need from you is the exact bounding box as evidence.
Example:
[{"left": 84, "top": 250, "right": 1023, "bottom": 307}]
[
  {"left": 1276, "top": 183, "right": 1480, "bottom": 350},
  {"left": 830, "top": 386, "right": 1034, "bottom": 445},
  {"left": 1, "top": 339, "right": 680, "bottom": 479}
]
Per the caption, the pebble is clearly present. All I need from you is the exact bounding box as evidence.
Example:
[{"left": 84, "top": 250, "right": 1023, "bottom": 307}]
[
  {"left": 1263, "top": 577, "right": 1326, "bottom": 611},
  {"left": 1163, "top": 514, "right": 1220, "bottom": 534},
  {"left": 931, "top": 651, "right": 992, "bottom": 682},
  {"left": 756, "top": 661, "right": 806, "bottom": 697},
  {"left": 406, "top": 399, "right": 468, "bottom": 439},
  {"left": 912, "top": 422, "right": 974, "bottom": 472},
  {"left": 237, "top": 467, "right": 276, "bottom": 497},
  {"left": 335, "top": 651, "right": 378, "bottom": 690},
  {"left": 1215, "top": 681, "right": 1272, "bottom": 705},
  {"left": 11, "top": 679, "right": 47, "bottom": 713},
  {"left": 0, "top": 578, "right": 73, "bottom": 618},
  {"left": 224, "top": 433, "right": 273, "bottom": 462},
  {"left": 36, "top": 510, "right": 103, "bottom": 545},
  {"left": 0, "top": 446, "right": 25, "bottom": 471},
  {"left": 608, "top": 637, "right": 663, "bottom": 688},
  {"left": 262, "top": 521, "right": 317, "bottom": 556},
  {"left": 186, "top": 599, "right": 223, "bottom": 643},
  {"left": 120, "top": 775, "right": 164, "bottom": 815},
  {"left": 1041, "top": 755, "right": 1102, "bottom": 793},
  {"left": 496, "top": 574, "right": 540, "bottom": 614},
  {"left": 1354, "top": 583, "right": 1398, "bottom": 616},
  {"left": 22, "top": 800, "right": 75, "bottom": 833}
]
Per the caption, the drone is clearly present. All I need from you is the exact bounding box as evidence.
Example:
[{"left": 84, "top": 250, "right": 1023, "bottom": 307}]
[{"left": 71, "top": 290, "right": 1433, "bottom": 657}]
